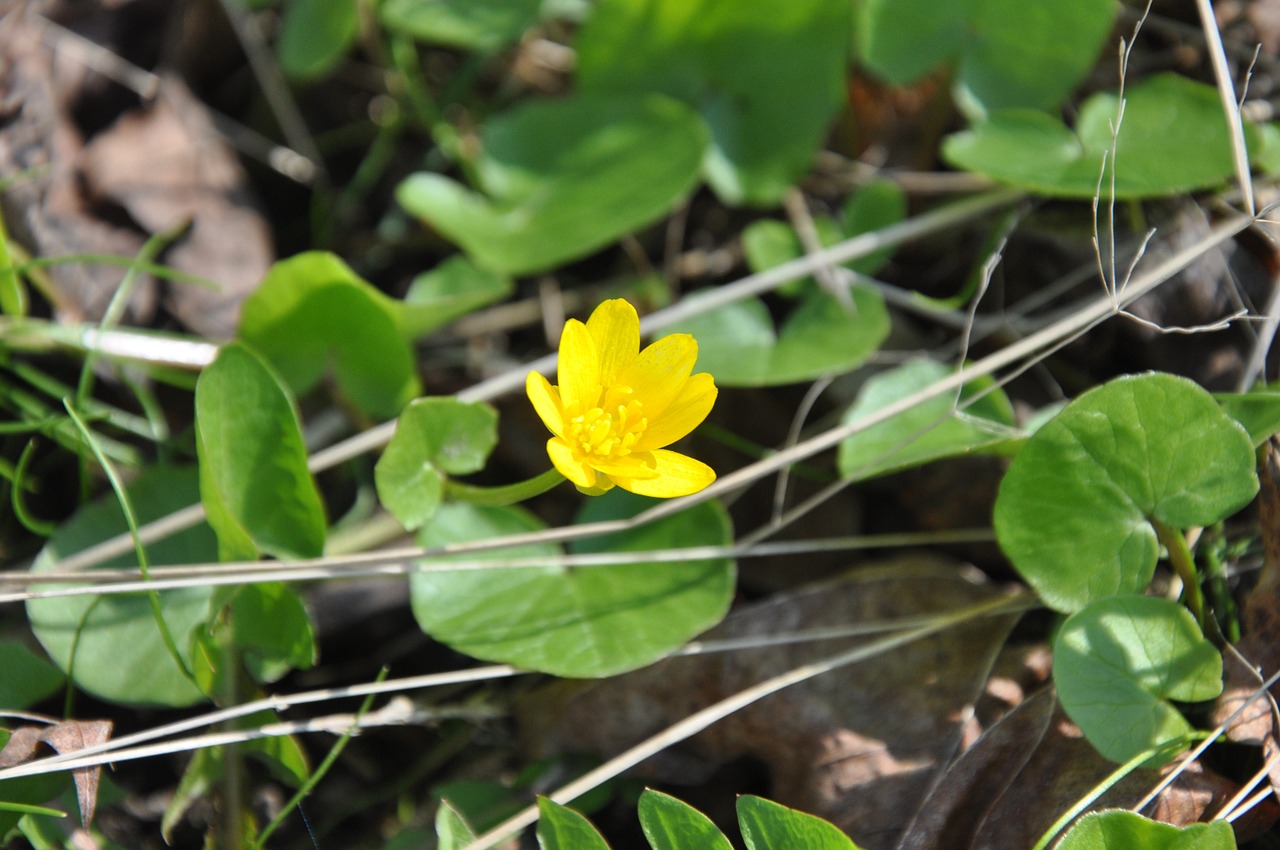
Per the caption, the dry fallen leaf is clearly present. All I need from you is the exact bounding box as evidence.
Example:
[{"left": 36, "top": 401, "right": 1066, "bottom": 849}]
[
  {"left": 0, "top": 718, "right": 113, "bottom": 827},
  {"left": 78, "top": 76, "right": 273, "bottom": 339},
  {"left": 520, "top": 556, "right": 1020, "bottom": 850},
  {"left": 899, "top": 688, "right": 1265, "bottom": 849},
  {"left": 1212, "top": 437, "right": 1280, "bottom": 744}
]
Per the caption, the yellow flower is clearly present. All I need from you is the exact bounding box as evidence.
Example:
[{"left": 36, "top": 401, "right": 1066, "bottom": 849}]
[{"left": 527, "top": 299, "right": 718, "bottom": 497}]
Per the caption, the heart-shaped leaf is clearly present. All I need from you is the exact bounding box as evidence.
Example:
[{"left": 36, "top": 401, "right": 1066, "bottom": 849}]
[
  {"left": 639, "top": 790, "right": 732, "bottom": 850},
  {"left": 397, "top": 94, "right": 706, "bottom": 275},
  {"left": 399, "top": 255, "right": 512, "bottom": 340},
  {"left": 1216, "top": 388, "right": 1280, "bottom": 447},
  {"left": 537, "top": 798, "right": 611, "bottom": 850},
  {"left": 379, "top": 0, "right": 541, "bottom": 51},
  {"left": 1054, "top": 596, "right": 1223, "bottom": 765},
  {"left": 858, "top": 0, "right": 1114, "bottom": 118},
  {"left": 277, "top": 0, "right": 359, "bottom": 81},
  {"left": 196, "top": 343, "right": 327, "bottom": 561},
  {"left": 238, "top": 252, "right": 420, "bottom": 419},
  {"left": 410, "top": 494, "right": 734, "bottom": 677},
  {"left": 0, "top": 641, "right": 64, "bottom": 710},
  {"left": 737, "top": 796, "right": 860, "bottom": 850},
  {"left": 837, "top": 358, "right": 1018, "bottom": 480},
  {"left": 28, "top": 467, "right": 217, "bottom": 707},
  {"left": 575, "top": 0, "right": 849, "bottom": 205},
  {"left": 671, "top": 290, "right": 889, "bottom": 387},
  {"left": 944, "top": 74, "right": 1256, "bottom": 198},
  {"left": 375, "top": 398, "right": 499, "bottom": 531},
  {"left": 1055, "top": 810, "right": 1236, "bottom": 850},
  {"left": 994, "top": 373, "right": 1257, "bottom": 612}
]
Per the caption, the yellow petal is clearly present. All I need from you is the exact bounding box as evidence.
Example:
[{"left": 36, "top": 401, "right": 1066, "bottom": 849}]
[
  {"left": 557, "top": 319, "right": 601, "bottom": 409},
  {"left": 614, "top": 449, "right": 715, "bottom": 498},
  {"left": 586, "top": 299, "right": 640, "bottom": 387},
  {"left": 546, "top": 438, "right": 596, "bottom": 489},
  {"left": 526, "top": 371, "right": 564, "bottom": 435},
  {"left": 620, "top": 333, "right": 697, "bottom": 416},
  {"left": 588, "top": 451, "right": 661, "bottom": 480},
  {"left": 634, "top": 372, "right": 717, "bottom": 451}
]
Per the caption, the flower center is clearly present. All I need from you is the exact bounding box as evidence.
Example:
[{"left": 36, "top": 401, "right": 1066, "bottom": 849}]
[{"left": 566, "top": 386, "right": 648, "bottom": 459}]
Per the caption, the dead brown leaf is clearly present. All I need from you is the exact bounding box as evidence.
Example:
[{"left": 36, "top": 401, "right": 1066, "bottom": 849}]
[
  {"left": 1212, "top": 437, "right": 1280, "bottom": 743},
  {"left": 0, "top": 719, "right": 112, "bottom": 827},
  {"left": 899, "top": 688, "right": 1263, "bottom": 849},
  {"left": 79, "top": 76, "right": 272, "bottom": 339},
  {"left": 519, "top": 556, "right": 1020, "bottom": 850}
]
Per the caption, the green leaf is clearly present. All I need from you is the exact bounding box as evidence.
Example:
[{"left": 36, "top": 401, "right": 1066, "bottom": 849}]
[
  {"left": 196, "top": 343, "right": 327, "bottom": 561},
  {"left": 841, "top": 180, "right": 908, "bottom": 276},
  {"left": 410, "top": 494, "right": 735, "bottom": 677},
  {"left": 944, "top": 74, "right": 1257, "bottom": 198},
  {"left": 379, "top": 0, "right": 541, "bottom": 51},
  {"left": 576, "top": 0, "right": 849, "bottom": 205},
  {"left": 837, "top": 358, "right": 1018, "bottom": 480},
  {"left": 398, "top": 94, "right": 706, "bottom": 275},
  {"left": 994, "top": 373, "right": 1257, "bottom": 612},
  {"left": 28, "top": 467, "right": 216, "bottom": 707},
  {"left": 857, "top": 0, "right": 979, "bottom": 86},
  {"left": 858, "top": 0, "right": 1113, "bottom": 117},
  {"left": 638, "top": 790, "right": 732, "bottom": 850},
  {"left": 0, "top": 773, "right": 68, "bottom": 841},
  {"left": 230, "top": 583, "right": 316, "bottom": 683},
  {"left": 238, "top": 252, "right": 421, "bottom": 419},
  {"left": 399, "top": 256, "right": 513, "bottom": 339},
  {"left": 375, "top": 398, "right": 499, "bottom": 531},
  {"left": 536, "top": 798, "right": 611, "bottom": 850},
  {"left": 737, "top": 796, "right": 860, "bottom": 850},
  {"left": 954, "top": 0, "right": 1116, "bottom": 117},
  {"left": 436, "top": 800, "right": 478, "bottom": 850},
  {"left": 1055, "top": 596, "right": 1223, "bottom": 765},
  {"left": 277, "top": 0, "right": 359, "bottom": 82},
  {"left": 1216, "top": 388, "right": 1280, "bottom": 447},
  {"left": 1056, "top": 810, "right": 1236, "bottom": 850},
  {"left": 0, "top": 641, "right": 64, "bottom": 710},
  {"left": 670, "top": 290, "right": 889, "bottom": 387}
]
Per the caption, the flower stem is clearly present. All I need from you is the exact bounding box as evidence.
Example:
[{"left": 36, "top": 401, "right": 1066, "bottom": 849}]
[
  {"left": 1152, "top": 519, "right": 1205, "bottom": 627},
  {"left": 445, "top": 468, "right": 565, "bottom": 507}
]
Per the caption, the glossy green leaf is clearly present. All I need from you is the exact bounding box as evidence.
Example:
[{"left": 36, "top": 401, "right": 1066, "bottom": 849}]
[
  {"left": 537, "top": 798, "right": 611, "bottom": 850},
  {"left": 379, "top": 0, "right": 540, "bottom": 51},
  {"left": 238, "top": 252, "right": 420, "bottom": 419},
  {"left": 994, "top": 373, "right": 1257, "bottom": 612},
  {"left": 399, "top": 256, "right": 513, "bottom": 339},
  {"left": 410, "top": 494, "right": 735, "bottom": 677},
  {"left": 436, "top": 800, "right": 478, "bottom": 850},
  {"left": 398, "top": 94, "right": 706, "bottom": 274},
  {"left": 1055, "top": 596, "right": 1223, "bottom": 765},
  {"left": 841, "top": 180, "right": 908, "bottom": 276},
  {"left": 955, "top": 0, "right": 1115, "bottom": 117},
  {"left": 945, "top": 74, "right": 1256, "bottom": 198},
  {"left": 375, "top": 398, "right": 499, "bottom": 531},
  {"left": 737, "top": 796, "right": 859, "bottom": 850},
  {"left": 196, "top": 343, "right": 327, "bottom": 561},
  {"left": 837, "top": 359, "right": 1018, "bottom": 480},
  {"left": 857, "top": 0, "right": 978, "bottom": 86},
  {"left": 0, "top": 641, "right": 64, "bottom": 710},
  {"left": 576, "top": 0, "right": 848, "bottom": 205},
  {"left": 277, "top": 0, "right": 359, "bottom": 82},
  {"left": 859, "top": 0, "right": 1113, "bottom": 117},
  {"left": 1216, "top": 389, "right": 1280, "bottom": 447},
  {"left": 28, "top": 467, "right": 216, "bottom": 706},
  {"left": 638, "top": 790, "right": 732, "bottom": 850},
  {"left": 230, "top": 582, "right": 316, "bottom": 683},
  {"left": 670, "top": 290, "right": 889, "bottom": 387},
  {"left": 1056, "top": 810, "right": 1236, "bottom": 850}
]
